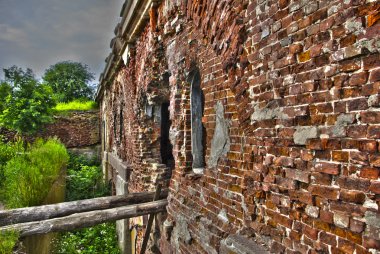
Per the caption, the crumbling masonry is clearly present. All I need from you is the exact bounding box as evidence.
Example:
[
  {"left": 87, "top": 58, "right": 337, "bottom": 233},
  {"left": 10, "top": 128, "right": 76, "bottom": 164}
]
[{"left": 96, "top": 0, "right": 380, "bottom": 253}]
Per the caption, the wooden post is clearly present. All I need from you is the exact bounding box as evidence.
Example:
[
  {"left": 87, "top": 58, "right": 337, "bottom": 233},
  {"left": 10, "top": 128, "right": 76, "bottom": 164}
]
[
  {"left": 0, "top": 191, "right": 168, "bottom": 227},
  {"left": 140, "top": 184, "right": 162, "bottom": 254},
  {"left": 0, "top": 200, "right": 168, "bottom": 237}
]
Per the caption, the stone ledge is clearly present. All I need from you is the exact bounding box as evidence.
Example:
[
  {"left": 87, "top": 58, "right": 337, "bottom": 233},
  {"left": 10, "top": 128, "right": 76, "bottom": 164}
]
[{"left": 220, "top": 234, "right": 269, "bottom": 254}]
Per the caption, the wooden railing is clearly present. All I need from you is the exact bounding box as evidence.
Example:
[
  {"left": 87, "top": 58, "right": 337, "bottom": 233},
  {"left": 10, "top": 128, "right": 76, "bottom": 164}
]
[{"left": 0, "top": 190, "right": 168, "bottom": 238}]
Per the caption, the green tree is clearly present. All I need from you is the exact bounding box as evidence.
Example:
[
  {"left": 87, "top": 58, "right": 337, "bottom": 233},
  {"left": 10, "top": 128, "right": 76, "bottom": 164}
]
[
  {"left": 0, "top": 66, "right": 56, "bottom": 134},
  {"left": 43, "top": 61, "right": 95, "bottom": 102}
]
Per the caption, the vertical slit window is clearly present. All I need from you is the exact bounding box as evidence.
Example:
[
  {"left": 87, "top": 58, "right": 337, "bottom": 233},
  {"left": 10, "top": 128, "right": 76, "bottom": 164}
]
[{"left": 190, "top": 68, "right": 205, "bottom": 172}]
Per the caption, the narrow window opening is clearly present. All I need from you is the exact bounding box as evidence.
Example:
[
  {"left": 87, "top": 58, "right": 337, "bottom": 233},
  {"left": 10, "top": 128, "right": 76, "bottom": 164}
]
[
  {"left": 113, "top": 112, "right": 117, "bottom": 140},
  {"left": 160, "top": 102, "right": 174, "bottom": 169},
  {"left": 103, "top": 120, "right": 106, "bottom": 151},
  {"left": 190, "top": 68, "right": 205, "bottom": 173},
  {"left": 119, "top": 107, "right": 123, "bottom": 142}
]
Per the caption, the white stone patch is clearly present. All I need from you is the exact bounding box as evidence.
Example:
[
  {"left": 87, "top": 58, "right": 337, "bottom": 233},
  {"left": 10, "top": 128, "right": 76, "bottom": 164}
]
[
  {"left": 305, "top": 205, "right": 320, "bottom": 218},
  {"left": 293, "top": 126, "right": 319, "bottom": 145},
  {"left": 328, "top": 4, "right": 341, "bottom": 16},
  {"left": 334, "top": 213, "right": 350, "bottom": 228},
  {"left": 363, "top": 198, "right": 379, "bottom": 210},
  {"left": 218, "top": 209, "right": 229, "bottom": 223}
]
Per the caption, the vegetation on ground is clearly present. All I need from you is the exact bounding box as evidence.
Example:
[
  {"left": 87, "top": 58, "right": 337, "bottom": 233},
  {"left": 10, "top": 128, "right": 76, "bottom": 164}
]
[
  {"left": 0, "top": 138, "right": 69, "bottom": 208},
  {"left": 55, "top": 100, "right": 97, "bottom": 112},
  {"left": 53, "top": 153, "right": 120, "bottom": 254},
  {"left": 0, "top": 230, "right": 19, "bottom": 254},
  {"left": 0, "top": 62, "right": 97, "bottom": 134},
  {"left": 54, "top": 223, "right": 120, "bottom": 254},
  {"left": 0, "top": 66, "right": 56, "bottom": 134},
  {"left": 43, "top": 61, "right": 95, "bottom": 102}
]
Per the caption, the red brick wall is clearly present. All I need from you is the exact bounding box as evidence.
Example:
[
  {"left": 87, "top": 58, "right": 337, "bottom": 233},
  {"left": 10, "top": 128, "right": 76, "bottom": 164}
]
[
  {"left": 101, "top": 0, "right": 380, "bottom": 253},
  {"left": 0, "top": 111, "right": 100, "bottom": 148}
]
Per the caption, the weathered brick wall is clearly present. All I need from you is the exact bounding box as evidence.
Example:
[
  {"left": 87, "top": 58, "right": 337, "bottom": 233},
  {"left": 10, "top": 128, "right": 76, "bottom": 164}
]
[
  {"left": 101, "top": 0, "right": 380, "bottom": 253},
  {"left": 0, "top": 111, "right": 100, "bottom": 148}
]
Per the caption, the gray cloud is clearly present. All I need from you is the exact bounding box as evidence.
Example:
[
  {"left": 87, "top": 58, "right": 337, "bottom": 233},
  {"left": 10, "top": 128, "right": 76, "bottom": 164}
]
[{"left": 0, "top": 0, "right": 124, "bottom": 81}]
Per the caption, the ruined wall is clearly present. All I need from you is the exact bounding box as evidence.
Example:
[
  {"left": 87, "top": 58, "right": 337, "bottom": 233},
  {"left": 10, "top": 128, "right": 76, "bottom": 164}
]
[
  {"left": 1, "top": 111, "right": 100, "bottom": 148},
  {"left": 101, "top": 0, "right": 380, "bottom": 253}
]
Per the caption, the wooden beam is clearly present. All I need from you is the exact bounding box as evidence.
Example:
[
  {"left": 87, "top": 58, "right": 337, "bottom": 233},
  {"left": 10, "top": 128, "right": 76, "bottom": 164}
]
[
  {"left": 0, "top": 200, "right": 168, "bottom": 237},
  {"left": 141, "top": 184, "right": 162, "bottom": 254},
  {"left": 0, "top": 191, "right": 168, "bottom": 227}
]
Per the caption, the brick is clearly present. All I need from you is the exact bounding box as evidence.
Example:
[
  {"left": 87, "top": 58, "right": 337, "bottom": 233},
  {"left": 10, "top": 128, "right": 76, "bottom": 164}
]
[
  {"left": 289, "top": 190, "right": 313, "bottom": 204},
  {"left": 338, "top": 238, "right": 356, "bottom": 254},
  {"left": 271, "top": 241, "right": 285, "bottom": 253},
  {"left": 332, "top": 151, "right": 349, "bottom": 162},
  {"left": 303, "top": 224, "right": 319, "bottom": 240},
  {"left": 310, "top": 185, "right": 339, "bottom": 200},
  {"left": 311, "top": 172, "right": 332, "bottom": 185},
  {"left": 367, "top": 126, "right": 380, "bottom": 138},
  {"left": 314, "top": 161, "right": 340, "bottom": 175},
  {"left": 337, "top": 177, "right": 370, "bottom": 192},
  {"left": 363, "top": 237, "right": 380, "bottom": 249},
  {"left": 320, "top": 210, "right": 333, "bottom": 224},
  {"left": 367, "top": 9, "right": 380, "bottom": 27},
  {"left": 350, "top": 218, "right": 365, "bottom": 233},
  {"left": 363, "top": 53, "right": 380, "bottom": 70},
  {"left": 349, "top": 148, "right": 369, "bottom": 163},
  {"left": 340, "top": 59, "right": 361, "bottom": 72},
  {"left": 320, "top": 231, "right": 337, "bottom": 246},
  {"left": 359, "top": 167, "right": 379, "bottom": 180},
  {"left": 285, "top": 169, "right": 309, "bottom": 183},
  {"left": 369, "top": 68, "right": 380, "bottom": 82},
  {"left": 339, "top": 190, "right": 366, "bottom": 204},
  {"left": 347, "top": 98, "right": 368, "bottom": 111},
  {"left": 347, "top": 125, "right": 367, "bottom": 138},
  {"left": 279, "top": 0, "right": 289, "bottom": 9},
  {"left": 361, "top": 111, "right": 380, "bottom": 123},
  {"left": 349, "top": 72, "right": 368, "bottom": 86},
  {"left": 369, "top": 181, "right": 380, "bottom": 194},
  {"left": 340, "top": 34, "right": 357, "bottom": 48},
  {"left": 359, "top": 140, "right": 378, "bottom": 152},
  {"left": 298, "top": 51, "right": 311, "bottom": 62}
]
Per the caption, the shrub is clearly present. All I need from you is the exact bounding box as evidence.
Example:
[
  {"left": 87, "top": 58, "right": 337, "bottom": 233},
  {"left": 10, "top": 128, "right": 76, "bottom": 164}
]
[
  {"left": 53, "top": 223, "right": 120, "bottom": 254},
  {"left": 53, "top": 153, "right": 119, "bottom": 253},
  {"left": 66, "top": 165, "right": 109, "bottom": 201},
  {"left": 2, "top": 138, "right": 69, "bottom": 208}
]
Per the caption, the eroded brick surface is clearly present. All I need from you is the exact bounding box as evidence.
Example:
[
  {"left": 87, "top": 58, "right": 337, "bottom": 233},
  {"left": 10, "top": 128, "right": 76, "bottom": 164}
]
[
  {"left": 0, "top": 111, "right": 100, "bottom": 148},
  {"left": 99, "top": 0, "right": 380, "bottom": 253}
]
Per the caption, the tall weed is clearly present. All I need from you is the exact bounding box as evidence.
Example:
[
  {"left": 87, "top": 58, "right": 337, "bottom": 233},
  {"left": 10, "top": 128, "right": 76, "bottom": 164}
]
[{"left": 2, "top": 138, "right": 69, "bottom": 208}]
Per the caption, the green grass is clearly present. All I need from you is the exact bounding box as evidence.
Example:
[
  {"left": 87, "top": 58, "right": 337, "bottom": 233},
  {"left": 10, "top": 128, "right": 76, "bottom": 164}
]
[
  {"left": 0, "top": 230, "right": 19, "bottom": 254},
  {"left": 1, "top": 138, "right": 69, "bottom": 208},
  {"left": 54, "top": 100, "right": 97, "bottom": 112}
]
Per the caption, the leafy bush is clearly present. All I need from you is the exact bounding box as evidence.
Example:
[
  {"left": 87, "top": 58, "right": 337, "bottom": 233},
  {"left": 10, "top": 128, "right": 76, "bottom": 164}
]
[
  {"left": 53, "top": 223, "right": 120, "bottom": 254},
  {"left": 0, "top": 66, "right": 56, "bottom": 134},
  {"left": 55, "top": 100, "right": 97, "bottom": 112},
  {"left": 66, "top": 165, "right": 109, "bottom": 201},
  {"left": 2, "top": 138, "right": 69, "bottom": 208},
  {"left": 53, "top": 153, "right": 119, "bottom": 253},
  {"left": 0, "top": 230, "right": 19, "bottom": 254}
]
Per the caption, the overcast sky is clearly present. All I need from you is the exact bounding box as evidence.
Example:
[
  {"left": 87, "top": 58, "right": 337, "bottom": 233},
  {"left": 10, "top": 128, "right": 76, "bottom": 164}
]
[{"left": 0, "top": 0, "right": 124, "bottom": 82}]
